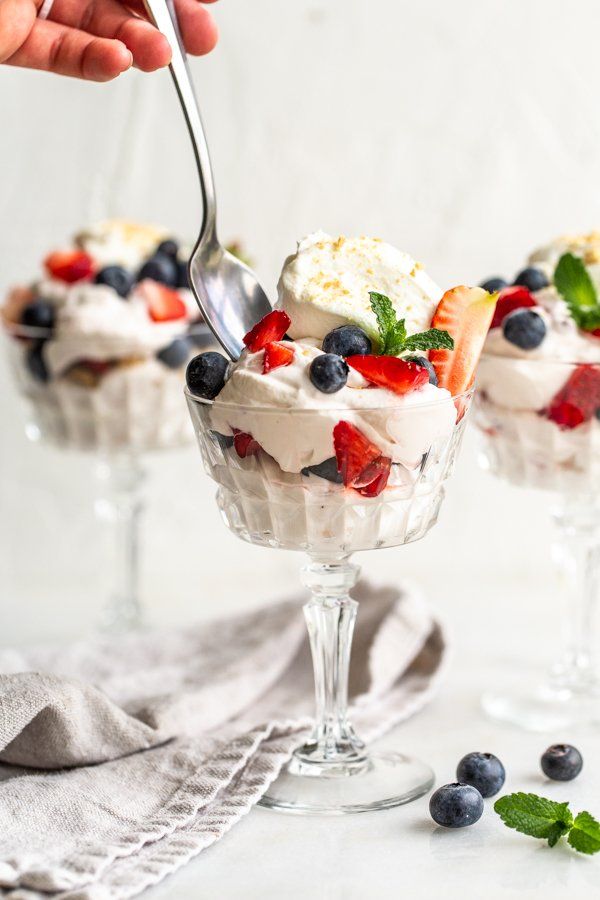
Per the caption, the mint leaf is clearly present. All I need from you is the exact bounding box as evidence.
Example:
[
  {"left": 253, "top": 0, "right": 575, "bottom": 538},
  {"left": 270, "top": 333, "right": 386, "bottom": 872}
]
[
  {"left": 567, "top": 811, "right": 600, "bottom": 855},
  {"left": 554, "top": 253, "right": 600, "bottom": 331},
  {"left": 368, "top": 290, "right": 453, "bottom": 356},
  {"left": 369, "top": 292, "right": 399, "bottom": 353},
  {"left": 403, "top": 329, "right": 454, "bottom": 353},
  {"left": 494, "top": 793, "right": 573, "bottom": 846}
]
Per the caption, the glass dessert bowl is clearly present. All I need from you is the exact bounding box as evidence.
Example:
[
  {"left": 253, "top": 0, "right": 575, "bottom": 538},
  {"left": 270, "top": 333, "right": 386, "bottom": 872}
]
[
  {"left": 186, "top": 232, "right": 495, "bottom": 813},
  {"left": 2, "top": 220, "right": 212, "bottom": 630},
  {"left": 475, "top": 231, "right": 600, "bottom": 730}
]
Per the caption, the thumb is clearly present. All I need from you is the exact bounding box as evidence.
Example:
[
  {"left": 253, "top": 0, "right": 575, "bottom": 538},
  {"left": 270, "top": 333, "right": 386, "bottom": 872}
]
[{"left": 0, "top": 0, "right": 37, "bottom": 63}]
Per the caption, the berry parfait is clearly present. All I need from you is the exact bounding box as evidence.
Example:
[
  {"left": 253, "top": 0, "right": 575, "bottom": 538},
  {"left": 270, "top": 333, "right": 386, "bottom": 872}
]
[
  {"left": 186, "top": 233, "right": 495, "bottom": 813},
  {"left": 476, "top": 232, "right": 600, "bottom": 730},
  {"left": 2, "top": 220, "right": 212, "bottom": 630}
]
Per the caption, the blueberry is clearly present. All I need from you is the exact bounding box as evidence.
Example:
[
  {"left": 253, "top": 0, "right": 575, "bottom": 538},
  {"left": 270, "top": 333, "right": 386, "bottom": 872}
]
[
  {"left": 429, "top": 783, "right": 484, "bottom": 828},
  {"left": 176, "top": 259, "right": 191, "bottom": 290},
  {"left": 502, "top": 309, "right": 546, "bottom": 350},
  {"left": 541, "top": 744, "right": 583, "bottom": 781},
  {"left": 309, "top": 354, "right": 349, "bottom": 393},
  {"left": 322, "top": 325, "right": 372, "bottom": 358},
  {"left": 138, "top": 253, "right": 178, "bottom": 287},
  {"left": 21, "top": 300, "right": 55, "bottom": 331},
  {"left": 186, "top": 351, "right": 229, "bottom": 399},
  {"left": 405, "top": 355, "right": 438, "bottom": 386},
  {"left": 157, "top": 337, "right": 191, "bottom": 369},
  {"left": 480, "top": 277, "right": 508, "bottom": 293},
  {"left": 187, "top": 323, "right": 212, "bottom": 348},
  {"left": 301, "top": 457, "right": 343, "bottom": 484},
  {"left": 157, "top": 238, "right": 179, "bottom": 258},
  {"left": 95, "top": 265, "right": 134, "bottom": 298},
  {"left": 456, "top": 752, "right": 505, "bottom": 798},
  {"left": 26, "top": 341, "right": 49, "bottom": 382},
  {"left": 513, "top": 266, "right": 549, "bottom": 293}
]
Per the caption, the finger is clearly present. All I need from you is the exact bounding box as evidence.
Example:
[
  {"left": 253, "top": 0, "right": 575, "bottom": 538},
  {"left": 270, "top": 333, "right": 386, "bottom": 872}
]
[
  {"left": 127, "top": 0, "right": 218, "bottom": 56},
  {"left": 0, "top": 0, "right": 36, "bottom": 62},
  {"left": 5, "top": 18, "right": 133, "bottom": 80}
]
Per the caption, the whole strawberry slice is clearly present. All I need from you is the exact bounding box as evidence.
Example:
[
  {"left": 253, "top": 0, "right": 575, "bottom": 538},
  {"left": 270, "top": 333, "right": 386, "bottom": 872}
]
[
  {"left": 243, "top": 310, "right": 291, "bottom": 352},
  {"left": 233, "top": 429, "right": 261, "bottom": 458},
  {"left": 490, "top": 285, "right": 536, "bottom": 329},
  {"left": 333, "top": 420, "right": 384, "bottom": 487},
  {"left": 263, "top": 341, "right": 295, "bottom": 374},
  {"left": 429, "top": 286, "right": 498, "bottom": 395},
  {"left": 547, "top": 365, "right": 600, "bottom": 429},
  {"left": 137, "top": 279, "right": 187, "bottom": 322},
  {"left": 346, "top": 355, "right": 429, "bottom": 394},
  {"left": 45, "top": 250, "right": 95, "bottom": 284},
  {"left": 354, "top": 455, "right": 392, "bottom": 497}
]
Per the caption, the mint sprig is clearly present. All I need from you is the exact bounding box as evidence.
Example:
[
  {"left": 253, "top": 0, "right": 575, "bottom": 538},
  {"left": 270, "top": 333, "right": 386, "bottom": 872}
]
[
  {"left": 554, "top": 252, "right": 600, "bottom": 331},
  {"left": 369, "top": 291, "right": 454, "bottom": 356},
  {"left": 495, "top": 793, "right": 600, "bottom": 854}
]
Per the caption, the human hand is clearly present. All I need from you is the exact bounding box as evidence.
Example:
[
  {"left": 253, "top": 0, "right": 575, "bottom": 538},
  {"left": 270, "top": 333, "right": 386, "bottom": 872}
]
[{"left": 0, "top": 0, "right": 218, "bottom": 81}]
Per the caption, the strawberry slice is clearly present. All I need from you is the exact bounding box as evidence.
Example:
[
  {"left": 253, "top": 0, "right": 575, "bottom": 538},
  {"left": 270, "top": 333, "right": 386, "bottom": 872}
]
[
  {"left": 547, "top": 365, "right": 600, "bottom": 429},
  {"left": 243, "top": 310, "right": 291, "bottom": 352},
  {"left": 429, "top": 286, "right": 498, "bottom": 395},
  {"left": 354, "top": 456, "right": 392, "bottom": 497},
  {"left": 233, "top": 429, "right": 261, "bottom": 458},
  {"left": 490, "top": 286, "right": 536, "bottom": 329},
  {"left": 45, "top": 250, "right": 95, "bottom": 284},
  {"left": 137, "top": 279, "right": 187, "bottom": 322},
  {"left": 333, "top": 420, "right": 383, "bottom": 487},
  {"left": 263, "top": 341, "right": 295, "bottom": 374},
  {"left": 346, "top": 355, "right": 429, "bottom": 395}
]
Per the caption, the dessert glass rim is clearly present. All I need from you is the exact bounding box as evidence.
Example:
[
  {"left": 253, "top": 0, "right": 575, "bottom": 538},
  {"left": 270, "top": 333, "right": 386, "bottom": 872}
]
[
  {"left": 482, "top": 349, "right": 600, "bottom": 367},
  {"left": 184, "top": 385, "right": 474, "bottom": 413},
  {"left": 2, "top": 319, "right": 211, "bottom": 341}
]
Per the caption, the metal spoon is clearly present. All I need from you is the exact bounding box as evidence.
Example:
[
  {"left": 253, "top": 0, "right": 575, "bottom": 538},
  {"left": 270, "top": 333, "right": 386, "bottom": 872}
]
[{"left": 142, "top": 0, "right": 272, "bottom": 360}]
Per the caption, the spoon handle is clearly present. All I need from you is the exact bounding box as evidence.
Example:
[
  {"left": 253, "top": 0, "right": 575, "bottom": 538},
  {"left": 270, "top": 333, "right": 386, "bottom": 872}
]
[{"left": 142, "top": 0, "right": 217, "bottom": 245}]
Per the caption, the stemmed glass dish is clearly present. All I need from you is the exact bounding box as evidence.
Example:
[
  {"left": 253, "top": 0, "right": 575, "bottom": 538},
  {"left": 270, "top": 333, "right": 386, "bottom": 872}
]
[
  {"left": 475, "top": 353, "right": 600, "bottom": 730},
  {"left": 187, "top": 389, "right": 473, "bottom": 814}
]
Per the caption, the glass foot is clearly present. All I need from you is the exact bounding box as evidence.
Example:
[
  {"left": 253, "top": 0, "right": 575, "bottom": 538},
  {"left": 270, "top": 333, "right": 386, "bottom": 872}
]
[
  {"left": 482, "top": 684, "right": 600, "bottom": 732},
  {"left": 258, "top": 751, "right": 434, "bottom": 815}
]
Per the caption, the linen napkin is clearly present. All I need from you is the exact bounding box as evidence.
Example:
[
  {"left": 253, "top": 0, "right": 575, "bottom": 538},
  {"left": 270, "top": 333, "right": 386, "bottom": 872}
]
[{"left": 0, "top": 580, "right": 447, "bottom": 900}]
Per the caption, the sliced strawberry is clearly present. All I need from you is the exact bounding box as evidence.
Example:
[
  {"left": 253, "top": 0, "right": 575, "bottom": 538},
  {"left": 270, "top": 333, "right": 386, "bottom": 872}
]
[
  {"left": 355, "top": 456, "right": 392, "bottom": 497},
  {"left": 333, "top": 420, "right": 383, "bottom": 487},
  {"left": 233, "top": 429, "right": 261, "bottom": 458},
  {"left": 243, "top": 310, "right": 291, "bottom": 352},
  {"left": 429, "top": 286, "right": 498, "bottom": 395},
  {"left": 346, "top": 355, "right": 429, "bottom": 395},
  {"left": 137, "top": 279, "right": 187, "bottom": 322},
  {"left": 44, "top": 250, "right": 95, "bottom": 284},
  {"left": 263, "top": 341, "right": 295, "bottom": 374},
  {"left": 546, "top": 365, "right": 600, "bottom": 429},
  {"left": 490, "top": 286, "right": 536, "bottom": 329}
]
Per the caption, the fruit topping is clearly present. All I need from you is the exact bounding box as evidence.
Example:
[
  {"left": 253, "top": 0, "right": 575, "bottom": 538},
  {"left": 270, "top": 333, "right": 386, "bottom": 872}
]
[
  {"left": 429, "top": 286, "right": 498, "bottom": 394},
  {"left": 45, "top": 250, "right": 95, "bottom": 284},
  {"left": 541, "top": 744, "right": 583, "bottom": 782},
  {"left": 137, "top": 253, "right": 178, "bottom": 287},
  {"left": 138, "top": 279, "right": 187, "bottom": 322},
  {"left": 95, "top": 265, "right": 134, "bottom": 298},
  {"left": 480, "top": 276, "right": 508, "bottom": 293},
  {"left": 243, "top": 309, "right": 291, "bottom": 352},
  {"left": 309, "top": 353, "right": 349, "bottom": 393},
  {"left": 26, "top": 341, "right": 49, "bottom": 382},
  {"left": 157, "top": 338, "right": 191, "bottom": 369},
  {"left": 353, "top": 455, "right": 392, "bottom": 497},
  {"left": 456, "top": 752, "right": 506, "bottom": 798},
  {"left": 346, "top": 355, "right": 428, "bottom": 395},
  {"left": 263, "top": 341, "right": 295, "bottom": 374},
  {"left": 404, "top": 355, "right": 438, "bottom": 386},
  {"left": 490, "top": 285, "right": 536, "bottom": 329},
  {"left": 502, "top": 308, "right": 546, "bottom": 350},
  {"left": 20, "top": 300, "right": 55, "bottom": 331},
  {"left": 233, "top": 429, "right": 261, "bottom": 458},
  {"left": 429, "top": 783, "right": 484, "bottom": 829},
  {"left": 177, "top": 259, "right": 191, "bottom": 290},
  {"left": 513, "top": 266, "right": 549, "bottom": 293},
  {"left": 156, "top": 238, "right": 179, "bottom": 259},
  {"left": 301, "top": 457, "right": 343, "bottom": 484},
  {"left": 186, "top": 351, "right": 229, "bottom": 399},
  {"left": 322, "top": 324, "right": 372, "bottom": 358},
  {"left": 333, "top": 420, "right": 390, "bottom": 496},
  {"left": 547, "top": 365, "right": 600, "bottom": 429}
]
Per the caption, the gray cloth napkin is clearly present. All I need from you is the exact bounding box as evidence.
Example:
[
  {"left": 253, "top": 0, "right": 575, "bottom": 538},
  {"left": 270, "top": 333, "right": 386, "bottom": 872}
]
[{"left": 0, "top": 580, "right": 447, "bottom": 900}]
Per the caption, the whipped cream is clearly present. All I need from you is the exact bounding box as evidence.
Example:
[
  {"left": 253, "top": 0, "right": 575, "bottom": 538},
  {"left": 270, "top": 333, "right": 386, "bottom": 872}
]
[
  {"left": 276, "top": 232, "right": 441, "bottom": 343},
  {"left": 75, "top": 220, "right": 167, "bottom": 270}
]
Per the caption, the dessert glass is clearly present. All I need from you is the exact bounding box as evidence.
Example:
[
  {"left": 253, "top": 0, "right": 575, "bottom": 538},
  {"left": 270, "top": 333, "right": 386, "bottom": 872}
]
[
  {"left": 475, "top": 355, "right": 600, "bottom": 730},
  {"left": 187, "top": 389, "right": 473, "bottom": 814}
]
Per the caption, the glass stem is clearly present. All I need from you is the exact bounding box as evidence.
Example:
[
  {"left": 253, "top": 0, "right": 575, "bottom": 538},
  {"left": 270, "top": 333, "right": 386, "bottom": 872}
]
[
  {"left": 293, "top": 557, "right": 367, "bottom": 774},
  {"left": 551, "top": 499, "right": 600, "bottom": 694},
  {"left": 94, "top": 454, "right": 146, "bottom": 632}
]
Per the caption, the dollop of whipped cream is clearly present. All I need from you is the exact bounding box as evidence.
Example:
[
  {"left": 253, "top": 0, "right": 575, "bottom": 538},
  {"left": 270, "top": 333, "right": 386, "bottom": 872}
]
[
  {"left": 211, "top": 340, "right": 456, "bottom": 473},
  {"left": 75, "top": 220, "right": 168, "bottom": 270},
  {"left": 276, "top": 232, "right": 442, "bottom": 342}
]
